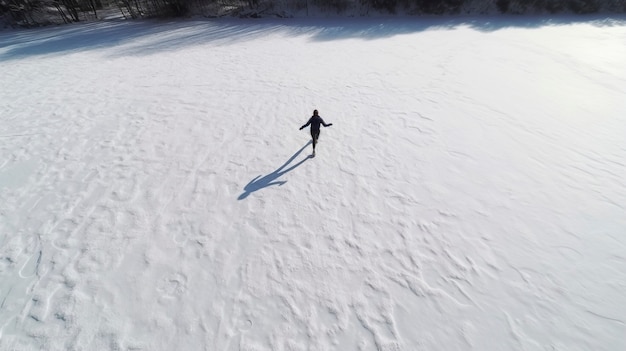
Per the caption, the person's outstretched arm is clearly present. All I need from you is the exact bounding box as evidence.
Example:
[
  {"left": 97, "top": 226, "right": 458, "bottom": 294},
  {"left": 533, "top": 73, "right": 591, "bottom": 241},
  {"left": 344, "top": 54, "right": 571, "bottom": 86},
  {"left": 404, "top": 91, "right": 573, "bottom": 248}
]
[{"left": 299, "top": 117, "right": 312, "bottom": 130}]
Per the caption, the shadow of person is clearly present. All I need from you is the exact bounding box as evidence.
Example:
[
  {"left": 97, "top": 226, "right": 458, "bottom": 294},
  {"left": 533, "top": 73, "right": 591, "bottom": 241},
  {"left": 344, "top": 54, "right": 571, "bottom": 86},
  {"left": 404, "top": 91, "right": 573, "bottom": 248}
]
[{"left": 238, "top": 141, "right": 313, "bottom": 200}]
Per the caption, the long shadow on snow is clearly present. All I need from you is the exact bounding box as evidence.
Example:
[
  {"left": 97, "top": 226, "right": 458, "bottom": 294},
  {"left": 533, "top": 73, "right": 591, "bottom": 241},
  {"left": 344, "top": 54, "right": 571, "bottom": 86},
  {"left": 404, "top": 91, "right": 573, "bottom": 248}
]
[
  {"left": 238, "top": 141, "right": 312, "bottom": 200},
  {"left": 1, "top": 14, "right": 625, "bottom": 61},
  {"left": 0, "top": 20, "right": 162, "bottom": 60}
]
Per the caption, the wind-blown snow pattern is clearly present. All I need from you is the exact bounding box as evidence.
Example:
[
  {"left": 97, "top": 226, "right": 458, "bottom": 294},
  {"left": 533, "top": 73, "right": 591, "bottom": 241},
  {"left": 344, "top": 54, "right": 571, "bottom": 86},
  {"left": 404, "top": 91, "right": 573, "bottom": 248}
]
[{"left": 1, "top": 16, "right": 625, "bottom": 351}]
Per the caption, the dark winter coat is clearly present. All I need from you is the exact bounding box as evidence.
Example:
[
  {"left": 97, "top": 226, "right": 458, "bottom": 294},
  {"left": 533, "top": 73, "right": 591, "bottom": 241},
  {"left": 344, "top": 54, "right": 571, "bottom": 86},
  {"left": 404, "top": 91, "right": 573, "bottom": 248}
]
[{"left": 300, "top": 115, "right": 331, "bottom": 132}]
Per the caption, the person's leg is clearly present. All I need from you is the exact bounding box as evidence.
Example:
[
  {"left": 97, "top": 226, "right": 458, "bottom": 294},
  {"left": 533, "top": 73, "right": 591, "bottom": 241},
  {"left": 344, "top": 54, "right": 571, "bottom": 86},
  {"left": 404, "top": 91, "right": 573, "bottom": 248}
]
[
  {"left": 313, "top": 130, "right": 320, "bottom": 148},
  {"left": 311, "top": 130, "right": 320, "bottom": 150}
]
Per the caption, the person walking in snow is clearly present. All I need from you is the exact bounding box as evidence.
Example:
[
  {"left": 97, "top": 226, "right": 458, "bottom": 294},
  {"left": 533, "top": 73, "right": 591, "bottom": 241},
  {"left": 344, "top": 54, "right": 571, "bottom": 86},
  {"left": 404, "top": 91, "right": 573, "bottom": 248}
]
[{"left": 299, "top": 109, "right": 332, "bottom": 156}]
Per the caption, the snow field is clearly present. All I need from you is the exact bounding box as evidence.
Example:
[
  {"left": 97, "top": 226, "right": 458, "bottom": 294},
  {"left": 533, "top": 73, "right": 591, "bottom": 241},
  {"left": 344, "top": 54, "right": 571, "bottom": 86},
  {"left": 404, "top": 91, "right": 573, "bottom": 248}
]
[{"left": 1, "top": 16, "right": 625, "bottom": 350}]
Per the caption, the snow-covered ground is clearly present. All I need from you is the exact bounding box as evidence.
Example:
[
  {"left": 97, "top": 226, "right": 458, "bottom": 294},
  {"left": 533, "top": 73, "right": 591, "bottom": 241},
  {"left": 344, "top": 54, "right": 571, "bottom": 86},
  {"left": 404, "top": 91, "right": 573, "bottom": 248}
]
[{"left": 1, "top": 16, "right": 625, "bottom": 351}]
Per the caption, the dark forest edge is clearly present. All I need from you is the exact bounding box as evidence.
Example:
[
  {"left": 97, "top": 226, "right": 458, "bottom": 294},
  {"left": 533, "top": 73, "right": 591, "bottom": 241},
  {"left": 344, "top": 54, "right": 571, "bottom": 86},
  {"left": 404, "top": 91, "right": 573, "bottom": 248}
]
[{"left": 2, "top": 0, "right": 626, "bottom": 28}]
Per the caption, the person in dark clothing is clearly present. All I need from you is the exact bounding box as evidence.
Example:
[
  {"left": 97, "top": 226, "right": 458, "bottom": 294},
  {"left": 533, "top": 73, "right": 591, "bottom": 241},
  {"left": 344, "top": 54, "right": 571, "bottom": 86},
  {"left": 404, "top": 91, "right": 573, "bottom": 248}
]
[{"left": 299, "top": 109, "right": 332, "bottom": 156}]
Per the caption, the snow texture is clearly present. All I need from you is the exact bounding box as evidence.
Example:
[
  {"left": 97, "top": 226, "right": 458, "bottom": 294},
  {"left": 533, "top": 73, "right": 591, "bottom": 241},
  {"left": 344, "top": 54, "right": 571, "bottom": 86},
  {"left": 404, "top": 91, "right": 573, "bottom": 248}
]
[{"left": 1, "top": 16, "right": 626, "bottom": 351}]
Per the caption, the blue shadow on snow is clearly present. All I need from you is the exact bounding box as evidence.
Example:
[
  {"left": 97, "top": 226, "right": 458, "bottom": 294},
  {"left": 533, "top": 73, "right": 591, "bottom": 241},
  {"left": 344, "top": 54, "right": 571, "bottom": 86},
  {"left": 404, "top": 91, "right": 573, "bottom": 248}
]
[
  {"left": 1, "top": 15, "right": 626, "bottom": 62},
  {"left": 238, "top": 141, "right": 312, "bottom": 200}
]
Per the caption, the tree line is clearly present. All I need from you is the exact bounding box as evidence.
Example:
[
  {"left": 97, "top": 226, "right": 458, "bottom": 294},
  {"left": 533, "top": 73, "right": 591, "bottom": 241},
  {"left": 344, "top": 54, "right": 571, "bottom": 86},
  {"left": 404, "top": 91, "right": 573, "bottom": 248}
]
[{"left": 2, "top": 0, "right": 625, "bottom": 27}]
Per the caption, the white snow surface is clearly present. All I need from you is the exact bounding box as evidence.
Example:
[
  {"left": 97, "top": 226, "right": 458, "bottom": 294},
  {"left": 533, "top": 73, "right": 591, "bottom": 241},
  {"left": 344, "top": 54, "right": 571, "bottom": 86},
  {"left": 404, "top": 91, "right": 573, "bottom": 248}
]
[{"left": 1, "top": 16, "right": 626, "bottom": 351}]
